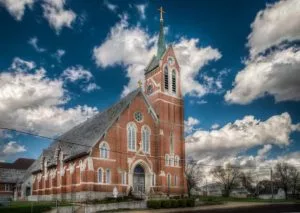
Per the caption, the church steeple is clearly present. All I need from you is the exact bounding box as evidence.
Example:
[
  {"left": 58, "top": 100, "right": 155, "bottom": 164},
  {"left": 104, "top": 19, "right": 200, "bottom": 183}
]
[{"left": 157, "top": 6, "right": 166, "bottom": 59}]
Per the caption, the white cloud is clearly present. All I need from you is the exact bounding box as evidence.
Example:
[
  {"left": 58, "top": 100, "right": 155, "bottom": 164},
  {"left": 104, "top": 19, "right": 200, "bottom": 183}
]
[
  {"left": 10, "top": 57, "right": 35, "bottom": 72},
  {"left": 61, "top": 65, "right": 93, "bottom": 82},
  {"left": 211, "top": 123, "right": 220, "bottom": 130},
  {"left": 247, "top": 0, "right": 300, "bottom": 57},
  {"left": 42, "top": 0, "right": 76, "bottom": 34},
  {"left": 226, "top": 0, "right": 300, "bottom": 105},
  {"left": 28, "top": 37, "right": 46, "bottom": 53},
  {"left": 103, "top": 0, "right": 117, "bottom": 13},
  {"left": 83, "top": 83, "right": 100, "bottom": 93},
  {"left": 135, "top": 4, "right": 147, "bottom": 19},
  {"left": 0, "top": 58, "right": 98, "bottom": 137},
  {"left": 225, "top": 47, "right": 300, "bottom": 104},
  {"left": 186, "top": 112, "right": 300, "bottom": 159},
  {"left": 184, "top": 117, "right": 200, "bottom": 134},
  {"left": 1, "top": 141, "right": 26, "bottom": 155},
  {"left": 0, "top": 0, "right": 34, "bottom": 21},
  {"left": 52, "top": 49, "right": 65, "bottom": 62},
  {"left": 257, "top": 144, "right": 272, "bottom": 158},
  {"left": 93, "top": 15, "right": 221, "bottom": 97}
]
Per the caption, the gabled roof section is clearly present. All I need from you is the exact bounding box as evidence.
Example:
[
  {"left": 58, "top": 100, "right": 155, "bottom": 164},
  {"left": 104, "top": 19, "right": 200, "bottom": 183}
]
[
  {"left": 56, "top": 88, "right": 142, "bottom": 161},
  {"left": 144, "top": 55, "right": 159, "bottom": 74},
  {"left": 28, "top": 88, "right": 158, "bottom": 175}
]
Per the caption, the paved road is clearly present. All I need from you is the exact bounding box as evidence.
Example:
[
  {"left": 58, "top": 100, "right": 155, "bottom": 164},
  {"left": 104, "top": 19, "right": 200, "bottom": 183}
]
[
  {"left": 179, "top": 204, "right": 300, "bottom": 213},
  {"left": 123, "top": 203, "right": 300, "bottom": 213}
]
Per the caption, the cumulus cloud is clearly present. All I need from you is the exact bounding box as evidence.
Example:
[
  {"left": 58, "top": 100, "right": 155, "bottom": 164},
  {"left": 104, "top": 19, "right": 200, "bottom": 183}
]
[
  {"left": 211, "top": 123, "right": 220, "bottom": 130},
  {"left": 1, "top": 141, "right": 26, "bottom": 155},
  {"left": 226, "top": 0, "right": 300, "bottom": 104},
  {"left": 93, "top": 15, "right": 221, "bottom": 97},
  {"left": 61, "top": 65, "right": 93, "bottom": 82},
  {"left": 0, "top": 0, "right": 34, "bottom": 21},
  {"left": 0, "top": 58, "right": 98, "bottom": 137},
  {"left": 135, "top": 4, "right": 147, "bottom": 19},
  {"left": 184, "top": 117, "right": 200, "bottom": 134},
  {"left": 83, "top": 83, "right": 100, "bottom": 93},
  {"left": 10, "top": 57, "right": 35, "bottom": 72},
  {"left": 103, "top": 0, "right": 117, "bottom": 13},
  {"left": 28, "top": 37, "right": 47, "bottom": 53},
  {"left": 225, "top": 47, "right": 300, "bottom": 104},
  {"left": 186, "top": 112, "right": 300, "bottom": 159},
  {"left": 257, "top": 144, "right": 272, "bottom": 158},
  {"left": 42, "top": 0, "right": 76, "bottom": 34},
  {"left": 247, "top": 0, "right": 300, "bottom": 57}
]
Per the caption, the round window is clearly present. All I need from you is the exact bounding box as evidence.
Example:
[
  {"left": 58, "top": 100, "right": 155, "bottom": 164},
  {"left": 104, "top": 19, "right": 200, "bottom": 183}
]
[{"left": 134, "top": 112, "right": 143, "bottom": 122}]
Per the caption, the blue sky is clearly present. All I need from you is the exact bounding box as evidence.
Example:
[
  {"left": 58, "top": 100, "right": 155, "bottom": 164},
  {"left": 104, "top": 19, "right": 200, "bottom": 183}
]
[{"left": 0, "top": 0, "right": 299, "bottom": 169}]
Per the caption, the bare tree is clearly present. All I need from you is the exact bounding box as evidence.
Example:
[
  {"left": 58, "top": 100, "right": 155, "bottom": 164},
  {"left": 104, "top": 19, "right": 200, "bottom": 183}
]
[
  {"left": 210, "top": 163, "right": 241, "bottom": 197},
  {"left": 273, "top": 162, "right": 299, "bottom": 199},
  {"left": 289, "top": 166, "right": 299, "bottom": 198},
  {"left": 240, "top": 171, "right": 256, "bottom": 195},
  {"left": 185, "top": 159, "right": 202, "bottom": 197}
]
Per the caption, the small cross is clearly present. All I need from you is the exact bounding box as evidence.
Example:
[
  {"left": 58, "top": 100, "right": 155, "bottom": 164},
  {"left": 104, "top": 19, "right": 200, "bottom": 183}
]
[
  {"left": 138, "top": 80, "right": 142, "bottom": 88},
  {"left": 158, "top": 6, "right": 165, "bottom": 21}
]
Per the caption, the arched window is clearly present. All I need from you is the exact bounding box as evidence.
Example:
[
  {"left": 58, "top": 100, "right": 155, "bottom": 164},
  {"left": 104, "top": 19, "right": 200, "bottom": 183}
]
[
  {"left": 98, "top": 168, "right": 103, "bottom": 183},
  {"left": 174, "top": 156, "right": 180, "bottom": 167},
  {"left": 172, "top": 70, "right": 176, "bottom": 93},
  {"left": 167, "top": 173, "right": 171, "bottom": 187},
  {"left": 165, "top": 154, "right": 169, "bottom": 166},
  {"left": 170, "top": 132, "right": 174, "bottom": 154},
  {"left": 121, "top": 172, "right": 127, "bottom": 185},
  {"left": 164, "top": 66, "right": 169, "bottom": 91},
  {"left": 106, "top": 169, "right": 111, "bottom": 184},
  {"left": 152, "top": 173, "right": 156, "bottom": 186},
  {"left": 99, "top": 142, "right": 109, "bottom": 159},
  {"left": 174, "top": 175, "right": 178, "bottom": 186},
  {"left": 142, "top": 126, "right": 150, "bottom": 153},
  {"left": 127, "top": 123, "right": 136, "bottom": 151}
]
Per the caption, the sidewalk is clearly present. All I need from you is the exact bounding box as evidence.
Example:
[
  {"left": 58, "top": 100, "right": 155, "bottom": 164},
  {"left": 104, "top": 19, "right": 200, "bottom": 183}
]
[{"left": 115, "top": 202, "right": 291, "bottom": 213}]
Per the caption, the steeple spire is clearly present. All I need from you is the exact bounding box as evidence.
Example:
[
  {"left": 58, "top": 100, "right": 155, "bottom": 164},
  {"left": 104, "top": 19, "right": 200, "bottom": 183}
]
[{"left": 157, "top": 6, "right": 166, "bottom": 59}]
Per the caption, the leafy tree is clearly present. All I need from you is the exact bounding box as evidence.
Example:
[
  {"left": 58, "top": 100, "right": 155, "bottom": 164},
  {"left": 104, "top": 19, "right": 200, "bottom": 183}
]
[{"left": 210, "top": 163, "right": 241, "bottom": 197}]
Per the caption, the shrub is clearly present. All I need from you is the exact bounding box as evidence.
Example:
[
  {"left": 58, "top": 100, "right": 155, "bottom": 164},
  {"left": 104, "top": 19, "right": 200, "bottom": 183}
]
[
  {"left": 147, "top": 200, "right": 161, "bottom": 209},
  {"left": 170, "top": 199, "right": 178, "bottom": 208},
  {"left": 161, "top": 200, "right": 172, "bottom": 208},
  {"left": 177, "top": 199, "right": 187, "bottom": 207},
  {"left": 186, "top": 198, "right": 195, "bottom": 207}
]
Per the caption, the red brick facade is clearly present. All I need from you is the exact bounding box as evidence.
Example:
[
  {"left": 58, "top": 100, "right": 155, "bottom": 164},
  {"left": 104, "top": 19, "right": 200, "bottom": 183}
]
[{"left": 27, "top": 45, "right": 187, "bottom": 201}]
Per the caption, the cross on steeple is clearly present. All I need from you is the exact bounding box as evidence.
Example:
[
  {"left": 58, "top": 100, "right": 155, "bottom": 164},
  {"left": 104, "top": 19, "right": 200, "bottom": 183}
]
[{"left": 158, "top": 6, "right": 165, "bottom": 22}]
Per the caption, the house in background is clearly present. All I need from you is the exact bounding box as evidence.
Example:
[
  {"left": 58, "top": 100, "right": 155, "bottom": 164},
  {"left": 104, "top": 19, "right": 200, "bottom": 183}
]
[{"left": 0, "top": 158, "right": 35, "bottom": 202}]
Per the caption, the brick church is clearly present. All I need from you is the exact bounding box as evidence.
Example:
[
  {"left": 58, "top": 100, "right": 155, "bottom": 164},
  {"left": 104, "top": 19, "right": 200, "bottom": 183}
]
[{"left": 15, "top": 9, "right": 187, "bottom": 201}]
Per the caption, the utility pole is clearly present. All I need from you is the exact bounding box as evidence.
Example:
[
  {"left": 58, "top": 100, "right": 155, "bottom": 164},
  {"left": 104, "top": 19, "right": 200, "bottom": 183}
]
[{"left": 271, "top": 168, "right": 274, "bottom": 201}]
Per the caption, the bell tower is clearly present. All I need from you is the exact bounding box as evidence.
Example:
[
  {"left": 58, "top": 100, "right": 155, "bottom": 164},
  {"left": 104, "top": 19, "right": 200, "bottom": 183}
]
[{"left": 143, "top": 7, "right": 186, "bottom": 194}]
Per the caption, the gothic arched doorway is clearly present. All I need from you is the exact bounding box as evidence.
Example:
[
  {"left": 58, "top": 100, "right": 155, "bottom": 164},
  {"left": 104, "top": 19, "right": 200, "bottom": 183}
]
[{"left": 133, "top": 164, "right": 145, "bottom": 193}]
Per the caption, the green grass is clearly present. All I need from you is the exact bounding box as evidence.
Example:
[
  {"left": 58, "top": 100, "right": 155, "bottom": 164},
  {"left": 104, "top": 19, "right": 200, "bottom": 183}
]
[
  {"left": 197, "top": 196, "right": 300, "bottom": 203},
  {"left": 0, "top": 201, "right": 73, "bottom": 213}
]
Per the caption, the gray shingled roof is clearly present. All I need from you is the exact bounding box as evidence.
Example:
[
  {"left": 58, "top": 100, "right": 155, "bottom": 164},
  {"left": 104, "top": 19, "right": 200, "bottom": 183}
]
[
  {"left": 144, "top": 56, "right": 159, "bottom": 74},
  {"left": 0, "top": 168, "right": 27, "bottom": 183},
  {"left": 29, "top": 88, "right": 145, "bottom": 174}
]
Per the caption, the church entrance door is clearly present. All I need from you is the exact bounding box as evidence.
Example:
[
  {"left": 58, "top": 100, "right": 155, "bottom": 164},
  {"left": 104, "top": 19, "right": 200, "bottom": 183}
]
[{"left": 133, "top": 165, "right": 145, "bottom": 194}]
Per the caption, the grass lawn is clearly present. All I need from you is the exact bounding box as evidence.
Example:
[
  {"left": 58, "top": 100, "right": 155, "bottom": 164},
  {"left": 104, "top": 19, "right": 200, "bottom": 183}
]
[
  {"left": 0, "top": 201, "right": 72, "bottom": 213},
  {"left": 197, "top": 196, "right": 300, "bottom": 203}
]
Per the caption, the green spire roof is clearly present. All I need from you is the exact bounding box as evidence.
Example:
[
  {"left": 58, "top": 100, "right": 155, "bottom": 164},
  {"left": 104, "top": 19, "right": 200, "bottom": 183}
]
[{"left": 157, "top": 18, "right": 166, "bottom": 59}]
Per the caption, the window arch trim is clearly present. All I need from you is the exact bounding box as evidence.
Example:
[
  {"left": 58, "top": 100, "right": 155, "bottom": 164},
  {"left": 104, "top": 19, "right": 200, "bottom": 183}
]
[
  {"left": 127, "top": 122, "right": 137, "bottom": 152},
  {"left": 98, "top": 167, "right": 104, "bottom": 183},
  {"left": 99, "top": 141, "right": 110, "bottom": 159},
  {"left": 141, "top": 125, "right": 151, "bottom": 154}
]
